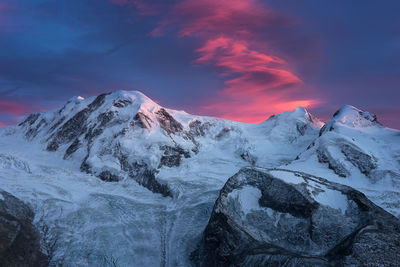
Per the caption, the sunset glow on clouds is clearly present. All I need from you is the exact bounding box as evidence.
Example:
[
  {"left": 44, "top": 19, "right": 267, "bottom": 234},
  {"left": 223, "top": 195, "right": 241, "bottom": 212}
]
[
  {"left": 0, "top": 100, "right": 28, "bottom": 116},
  {"left": 154, "top": 0, "right": 280, "bottom": 37},
  {"left": 194, "top": 37, "right": 316, "bottom": 122},
  {"left": 147, "top": 0, "right": 320, "bottom": 122},
  {"left": 0, "top": 0, "right": 399, "bottom": 128}
]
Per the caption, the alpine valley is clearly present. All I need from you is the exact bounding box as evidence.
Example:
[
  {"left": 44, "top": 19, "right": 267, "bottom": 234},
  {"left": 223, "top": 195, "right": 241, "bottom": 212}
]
[{"left": 0, "top": 90, "right": 399, "bottom": 266}]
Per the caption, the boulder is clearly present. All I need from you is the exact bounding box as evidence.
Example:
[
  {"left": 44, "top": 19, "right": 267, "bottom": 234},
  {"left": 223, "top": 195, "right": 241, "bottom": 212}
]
[{"left": 192, "top": 167, "right": 400, "bottom": 266}]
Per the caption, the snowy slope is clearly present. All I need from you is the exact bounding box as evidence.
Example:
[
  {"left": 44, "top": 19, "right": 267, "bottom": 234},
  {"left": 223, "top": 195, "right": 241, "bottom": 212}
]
[
  {"left": 0, "top": 90, "right": 323, "bottom": 266},
  {"left": 286, "top": 105, "right": 400, "bottom": 216}
]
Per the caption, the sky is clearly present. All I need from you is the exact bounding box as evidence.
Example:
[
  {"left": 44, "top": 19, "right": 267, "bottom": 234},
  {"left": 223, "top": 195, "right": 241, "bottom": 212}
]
[{"left": 0, "top": 0, "right": 399, "bottom": 128}]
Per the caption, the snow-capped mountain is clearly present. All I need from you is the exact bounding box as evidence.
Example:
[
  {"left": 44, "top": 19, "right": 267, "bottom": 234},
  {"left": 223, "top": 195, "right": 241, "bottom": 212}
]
[
  {"left": 0, "top": 91, "right": 399, "bottom": 266},
  {"left": 287, "top": 105, "right": 400, "bottom": 216},
  {"left": 16, "top": 90, "right": 323, "bottom": 197}
]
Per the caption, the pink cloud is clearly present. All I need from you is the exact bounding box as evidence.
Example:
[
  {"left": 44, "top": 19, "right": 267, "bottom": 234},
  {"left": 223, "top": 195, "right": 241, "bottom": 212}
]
[
  {"left": 202, "top": 95, "right": 320, "bottom": 123},
  {"left": 0, "top": 100, "right": 29, "bottom": 116},
  {"left": 174, "top": 0, "right": 274, "bottom": 37},
  {"left": 114, "top": 0, "right": 322, "bottom": 122},
  {"left": 192, "top": 36, "right": 311, "bottom": 122},
  {"left": 196, "top": 37, "right": 285, "bottom": 71},
  {"left": 195, "top": 36, "right": 301, "bottom": 95},
  {"left": 152, "top": 0, "right": 293, "bottom": 37}
]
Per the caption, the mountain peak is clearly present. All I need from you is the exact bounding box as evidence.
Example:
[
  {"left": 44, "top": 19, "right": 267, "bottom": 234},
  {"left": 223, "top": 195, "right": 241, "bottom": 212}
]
[
  {"left": 293, "top": 106, "right": 308, "bottom": 114},
  {"left": 264, "top": 106, "right": 323, "bottom": 129},
  {"left": 332, "top": 105, "right": 378, "bottom": 126},
  {"left": 109, "top": 90, "right": 157, "bottom": 104},
  {"left": 319, "top": 105, "right": 380, "bottom": 136},
  {"left": 105, "top": 90, "right": 161, "bottom": 113}
]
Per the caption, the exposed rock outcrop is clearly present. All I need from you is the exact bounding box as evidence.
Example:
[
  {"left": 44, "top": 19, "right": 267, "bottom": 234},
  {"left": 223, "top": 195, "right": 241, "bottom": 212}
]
[
  {"left": 192, "top": 167, "right": 400, "bottom": 266},
  {"left": 0, "top": 190, "right": 47, "bottom": 266},
  {"left": 158, "top": 145, "right": 190, "bottom": 168},
  {"left": 155, "top": 108, "right": 183, "bottom": 134},
  {"left": 46, "top": 93, "right": 109, "bottom": 151}
]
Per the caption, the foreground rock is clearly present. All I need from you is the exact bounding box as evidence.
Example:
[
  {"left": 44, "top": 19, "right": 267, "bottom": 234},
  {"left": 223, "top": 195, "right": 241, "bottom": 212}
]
[
  {"left": 192, "top": 167, "right": 400, "bottom": 266},
  {"left": 0, "top": 190, "right": 47, "bottom": 266}
]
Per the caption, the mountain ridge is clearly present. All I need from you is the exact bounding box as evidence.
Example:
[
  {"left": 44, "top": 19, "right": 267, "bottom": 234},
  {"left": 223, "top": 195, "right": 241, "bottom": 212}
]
[
  {"left": 15, "top": 90, "right": 325, "bottom": 196},
  {"left": 0, "top": 90, "right": 399, "bottom": 266}
]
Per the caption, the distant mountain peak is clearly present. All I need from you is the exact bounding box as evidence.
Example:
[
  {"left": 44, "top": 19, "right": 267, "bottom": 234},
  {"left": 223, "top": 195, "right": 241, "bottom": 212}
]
[
  {"left": 332, "top": 105, "right": 378, "bottom": 126},
  {"left": 264, "top": 106, "right": 324, "bottom": 131},
  {"left": 318, "top": 105, "right": 380, "bottom": 137},
  {"left": 108, "top": 90, "right": 160, "bottom": 109}
]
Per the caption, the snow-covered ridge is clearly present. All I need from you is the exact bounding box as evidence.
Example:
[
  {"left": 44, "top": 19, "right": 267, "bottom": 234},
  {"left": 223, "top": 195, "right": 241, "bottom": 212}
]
[
  {"left": 320, "top": 105, "right": 380, "bottom": 135},
  {"left": 12, "top": 90, "right": 324, "bottom": 196},
  {"left": 1, "top": 90, "right": 399, "bottom": 266},
  {"left": 289, "top": 104, "right": 400, "bottom": 216}
]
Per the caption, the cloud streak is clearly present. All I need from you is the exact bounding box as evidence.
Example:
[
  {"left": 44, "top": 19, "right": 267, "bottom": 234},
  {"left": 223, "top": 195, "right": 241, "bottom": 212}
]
[
  {"left": 146, "top": 0, "right": 320, "bottom": 122},
  {"left": 195, "top": 37, "right": 301, "bottom": 95},
  {"left": 0, "top": 100, "right": 29, "bottom": 116}
]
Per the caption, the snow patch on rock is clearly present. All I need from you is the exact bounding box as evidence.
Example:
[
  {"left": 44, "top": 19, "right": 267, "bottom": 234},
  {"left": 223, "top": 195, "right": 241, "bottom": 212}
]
[{"left": 227, "top": 185, "right": 262, "bottom": 215}]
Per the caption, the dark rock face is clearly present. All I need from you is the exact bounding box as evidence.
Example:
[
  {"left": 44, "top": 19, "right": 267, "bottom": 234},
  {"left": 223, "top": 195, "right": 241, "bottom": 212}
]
[
  {"left": 98, "top": 170, "right": 120, "bottom": 182},
  {"left": 155, "top": 108, "right": 183, "bottom": 134},
  {"left": 0, "top": 190, "right": 47, "bottom": 266},
  {"left": 113, "top": 99, "right": 132, "bottom": 108},
  {"left": 341, "top": 143, "right": 377, "bottom": 176},
  {"left": 317, "top": 146, "right": 350, "bottom": 177},
  {"left": 64, "top": 138, "right": 81, "bottom": 159},
  {"left": 25, "top": 119, "right": 47, "bottom": 139},
  {"left": 239, "top": 151, "right": 256, "bottom": 166},
  {"left": 119, "top": 157, "right": 172, "bottom": 197},
  {"left": 48, "top": 116, "right": 66, "bottom": 133},
  {"left": 192, "top": 168, "right": 400, "bottom": 267},
  {"left": 18, "top": 113, "right": 40, "bottom": 127},
  {"left": 132, "top": 112, "right": 153, "bottom": 130},
  {"left": 215, "top": 128, "right": 230, "bottom": 140},
  {"left": 158, "top": 146, "right": 190, "bottom": 168},
  {"left": 46, "top": 93, "right": 109, "bottom": 151},
  {"left": 296, "top": 122, "right": 308, "bottom": 136},
  {"left": 81, "top": 153, "right": 173, "bottom": 197},
  {"left": 189, "top": 120, "right": 211, "bottom": 137},
  {"left": 317, "top": 140, "right": 377, "bottom": 178}
]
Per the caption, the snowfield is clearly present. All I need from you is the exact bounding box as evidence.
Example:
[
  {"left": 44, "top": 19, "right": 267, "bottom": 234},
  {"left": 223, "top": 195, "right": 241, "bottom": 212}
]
[{"left": 0, "top": 91, "right": 399, "bottom": 266}]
